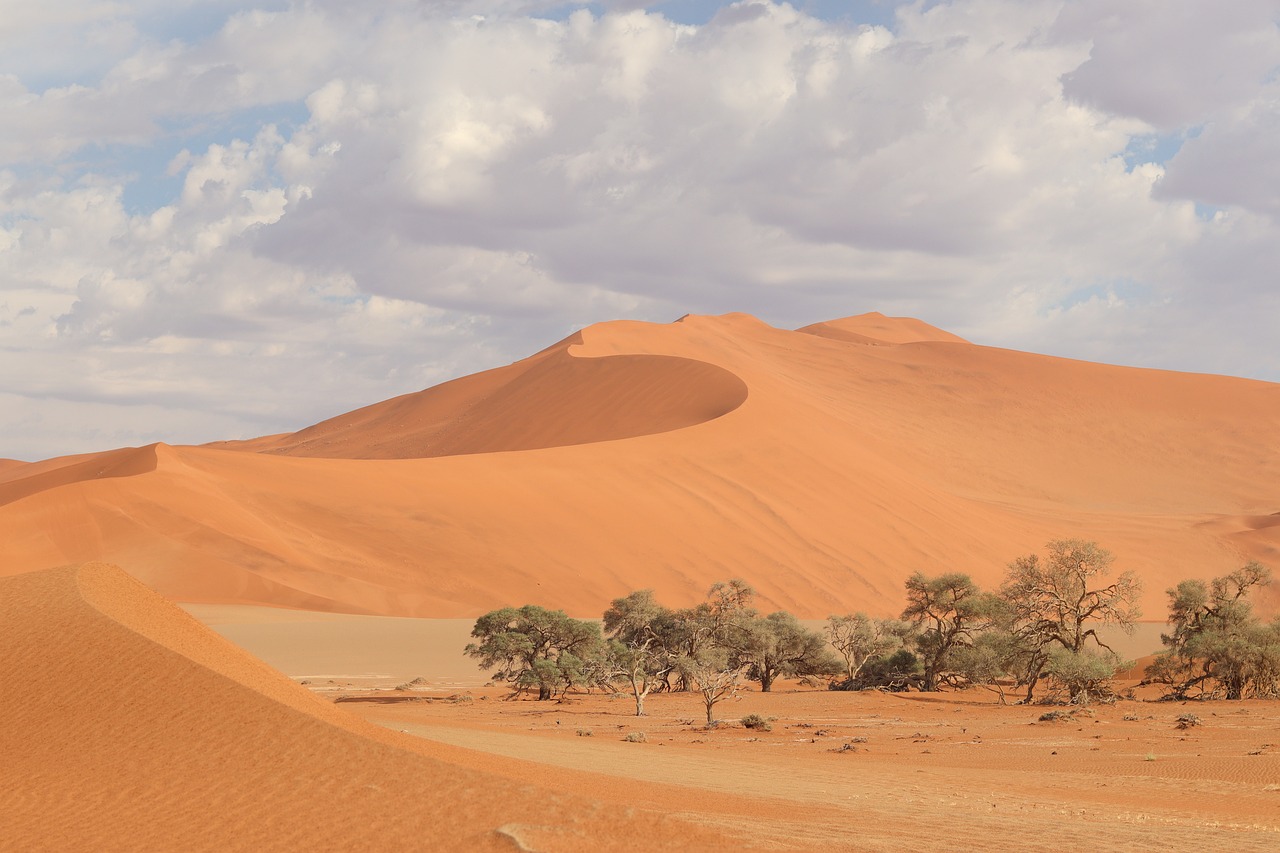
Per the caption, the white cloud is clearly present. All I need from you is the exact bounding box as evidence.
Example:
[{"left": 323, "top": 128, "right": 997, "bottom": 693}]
[{"left": 2, "top": 0, "right": 1279, "bottom": 459}]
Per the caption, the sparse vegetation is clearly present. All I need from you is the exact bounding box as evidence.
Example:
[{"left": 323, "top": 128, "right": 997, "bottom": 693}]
[
  {"left": 741, "top": 713, "right": 771, "bottom": 731},
  {"left": 901, "top": 571, "right": 991, "bottom": 692},
  {"left": 997, "top": 540, "right": 1141, "bottom": 704},
  {"left": 464, "top": 605, "right": 607, "bottom": 700},
  {"left": 464, "top": 548, "right": 1278, "bottom": 713},
  {"left": 1146, "top": 562, "right": 1280, "bottom": 700}
]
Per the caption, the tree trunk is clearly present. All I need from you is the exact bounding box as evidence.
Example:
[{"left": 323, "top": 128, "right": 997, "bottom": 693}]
[
  {"left": 705, "top": 700, "right": 715, "bottom": 724},
  {"left": 1022, "top": 671, "right": 1040, "bottom": 704},
  {"left": 759, "top": 670, "right": 773, "bottom": 693},
  {"left": 538, "top": 684, "right": 552, "bottom": 701}
]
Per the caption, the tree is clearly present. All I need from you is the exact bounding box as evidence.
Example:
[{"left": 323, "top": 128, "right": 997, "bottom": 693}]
[
  {"left": 826, "top": 613, "right": 913, "bottom": 683},
  {"left": 1147, "top": 562, "right": 1280, "bottom": 700},
  {"left": 602, "top": 589, "right": 676, "bottom": 715},
  {"left": 1043, "top": 646, "right": 1133, "bottom": 705},
  {"left": 951, "top": 630, "right": 1021, "bottom": 704},
  {"left": 999, "top": 539, "right": 1142, "bottom": 702},
  {"left": 669, "top": 579, "right": 758, "bottom": 691},
  {"left": 465, "top": 605, "right": 605, "bottom": 700},
  {"left": 677, "top": 646, "right": 744, "bottom": 725},
  {"left": 901, "top": 572, "right": 989, "bottom": 691},
  {"left": 733, "top": 611, "right": 840, "bottom": 692}
]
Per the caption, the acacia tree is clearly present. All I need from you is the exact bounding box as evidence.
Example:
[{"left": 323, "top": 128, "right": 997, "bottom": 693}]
[
  {"left": 999, "top": 539, "right": 1141, "bottom": 703},
  {"left": 1147, "top": 562, "right": 1280, "bottom": 700},
  {"left": 826, "top": 613, "right": 914, "bottom": 684},
  {"left": 951, "top": 630, "right": 1021, "bottom": 704},
  {"left": 902, "top": 572, "right": 989, "bottom": 691},
  {"left": 602, "top": 589, "right": 676, "bottom": 715},
  {"left": 733, "top": 611, "right": 840, "bottom": 692},
  {"left": 669, "top": 579, "right": 758, "bottom": 691},
  {"left": 465, "top": 605, "right": 605, "bottom": 700},
  {"left": 677, "top": 647, "right": 744, "bottom": 725}
]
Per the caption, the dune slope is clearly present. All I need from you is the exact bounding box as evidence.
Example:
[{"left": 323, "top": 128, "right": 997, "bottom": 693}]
[
  {"left": 0, "top": 312, "right": 1277, "bottom": 618},
  {"left": 0, "top": 563, "right": 731, "bottom": 852}
]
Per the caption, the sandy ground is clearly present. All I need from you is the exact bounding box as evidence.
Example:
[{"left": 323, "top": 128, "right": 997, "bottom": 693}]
[
  {"left": 349, "top": 683, "right": 1280, "bottom": 852},
  {"left": 183, "top": 605, "right": 1280, "bottom": 851},
  {"left": 1, "top": 564, "right": 739, "bottom": 852},
  {"left": 5, "top": 566, "right": 1278, "bottom": 851}
]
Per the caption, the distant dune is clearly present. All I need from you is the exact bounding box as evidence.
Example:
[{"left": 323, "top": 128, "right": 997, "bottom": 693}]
[
  {"left": 1, "top": 312, "right": 1277, "bottom": 618},
  {"left": 0, "top": 563, "right": 728, "bottom": 851}
]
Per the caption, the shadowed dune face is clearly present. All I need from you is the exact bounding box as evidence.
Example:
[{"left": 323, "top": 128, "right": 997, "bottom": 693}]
[
  {"left": 242, "top": 350, "right": 748, "bottom": 459},
  {"left": 0, "top": 444, "right": 158, "bottom": 508},
  {"left": 0, "top": 563, "right": 731, "bottom": 852},
  {"left": 0, "top": 312, "right": 1278, "bottom": 619}
]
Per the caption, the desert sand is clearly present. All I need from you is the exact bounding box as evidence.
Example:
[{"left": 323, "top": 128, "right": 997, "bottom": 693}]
[
  {"left": 1, "top": 312, "right": 1277, "bottom": 620},
  {"left": 183, "top": 603, "right": 1280, "bottom": 851},
  {"left": 0, "top": 563, "right": 739, "bottom": 851},
  {"left": 5, "top": 313, "right": 1280, "bottom": 850},
  {"left": 8, "top": 567, "right": 1272, "bottom": 850}
]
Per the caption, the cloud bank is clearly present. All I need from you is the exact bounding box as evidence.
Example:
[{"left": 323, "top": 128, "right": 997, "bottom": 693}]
[{"left": 2, "top": 0, "right": 1278, "bottom": 459}]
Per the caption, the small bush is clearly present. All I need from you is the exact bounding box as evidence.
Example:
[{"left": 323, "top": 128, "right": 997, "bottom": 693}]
[
  {"left": 1175, "top": 713, "right": 1202, "bottom": 729},
  {"left": 576, "top": 729, "right": 593, "bottom": 737},
  {"left": 741, "top": 714, "right": 772, "bottom": 732},
  {"left": 622, "top": 731, "right": 647, "bottom": 743},
  {"left": 1039, "top": 709, "right": 1072, "bottom": 722}
]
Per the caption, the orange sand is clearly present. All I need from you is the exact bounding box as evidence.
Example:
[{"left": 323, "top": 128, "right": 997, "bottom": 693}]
[
  {"left": 0, "top": 563, "right": 741, "bottom": 851},
  {"left": 350, "top": 684, "right": 1280, "bottom": 851},
  {"left": 1, "top": 312, "right": 1277, "bottom": 618}
]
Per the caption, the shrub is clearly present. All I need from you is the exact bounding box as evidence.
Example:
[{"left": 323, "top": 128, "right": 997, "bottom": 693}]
[
  {"left": 622, "top": 731, "right": 647, "bottom": 743},
  {"left": 741, "top": 713, "right": 772, "bottom": 731},
  {"left": 1175, "top": 713, "right": 1201, "bottom": 729}
]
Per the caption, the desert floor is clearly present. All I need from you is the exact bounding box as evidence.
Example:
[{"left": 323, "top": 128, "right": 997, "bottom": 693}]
[{"left": 191, "top": 607, "right": 1280, "bottom": 852}]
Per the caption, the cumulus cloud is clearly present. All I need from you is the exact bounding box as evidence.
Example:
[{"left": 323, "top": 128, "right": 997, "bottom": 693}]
[{"left": 1, "top": 0, "right": 1279, "bottom": 459}]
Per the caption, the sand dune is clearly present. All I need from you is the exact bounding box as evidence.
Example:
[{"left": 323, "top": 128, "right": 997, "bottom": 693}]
[
  {"left": 797, "top": 311, "right": 970, "bottom": 345},
  {"left": 0, "top": 444, "right": 157, "bottom": 507},
  {"left": 230, "top": 345, "right": 748, "bottom": 459},
  {"left": 1, "top": 312, "right": 1277, "bottom": 618},
  {"left": 0, "top": 563, "right": 733, "bottom": 851}
]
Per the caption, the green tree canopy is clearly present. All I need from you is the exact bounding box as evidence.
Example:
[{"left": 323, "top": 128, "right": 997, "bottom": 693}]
[
  {"left": 1147, "top": 562, "right": 1280, "bottom": 700},
  {"left": 733, "top": 611, "right": 841, "bottom": 692},
  {"left": 465, "top": 605, "right": 605, "bottom": 700}
]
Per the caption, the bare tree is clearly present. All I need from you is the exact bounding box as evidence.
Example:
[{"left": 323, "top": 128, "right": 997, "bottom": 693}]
[
  {"left": 677, "top": 647, "right": 744, "bottom": 725},
  {"left": 826, "top": 613, "right": 913, "bottom": 683},
  {"left": 1000, "top": 539, "right": 1141, "bottom": 702}
]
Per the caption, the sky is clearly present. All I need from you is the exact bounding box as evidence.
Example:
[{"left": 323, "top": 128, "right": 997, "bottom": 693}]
[{"left": 2, "top": 0, "right": 1279, "bottom": 461}]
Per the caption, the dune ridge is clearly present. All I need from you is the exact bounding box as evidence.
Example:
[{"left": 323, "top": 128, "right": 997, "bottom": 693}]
[
  {"left": 797, "top": 311, "right": 970, "bottom": 345},
  {"left": 0, "top": 563, "right": 732, "bottom": 851},
  {"left": 0, "top": 312, "right": 1277, "bottom": 618},
  {"left": 218, "top": 341, "right": 747, "bottom": 459}
]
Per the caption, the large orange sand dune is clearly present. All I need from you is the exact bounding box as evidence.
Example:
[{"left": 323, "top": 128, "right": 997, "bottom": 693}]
[
  {"left": 0, "top": 563, "right": 735, "bottom": 851},
  {"left": 0, "top": 312, "right": 1277, "bottom": 617}
]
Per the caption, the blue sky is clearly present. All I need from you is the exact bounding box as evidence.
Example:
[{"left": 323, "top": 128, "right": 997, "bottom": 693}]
[{"left": 2, "top": 0, "right": 1279, "bottom": 460}]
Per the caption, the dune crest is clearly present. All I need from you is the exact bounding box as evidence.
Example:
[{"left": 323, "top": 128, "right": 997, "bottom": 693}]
[
  {"left": 798, "top": 312, "right": 970, "bottom": 345},
  {"left": 223, "top": 344, "right": 747, "bottom": 460},
  {"left": 0, "top": 443, "right": 161, "bottom": 508},
  {"left": 0, "top": 563, "right": 730, "bottom": 851}
]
